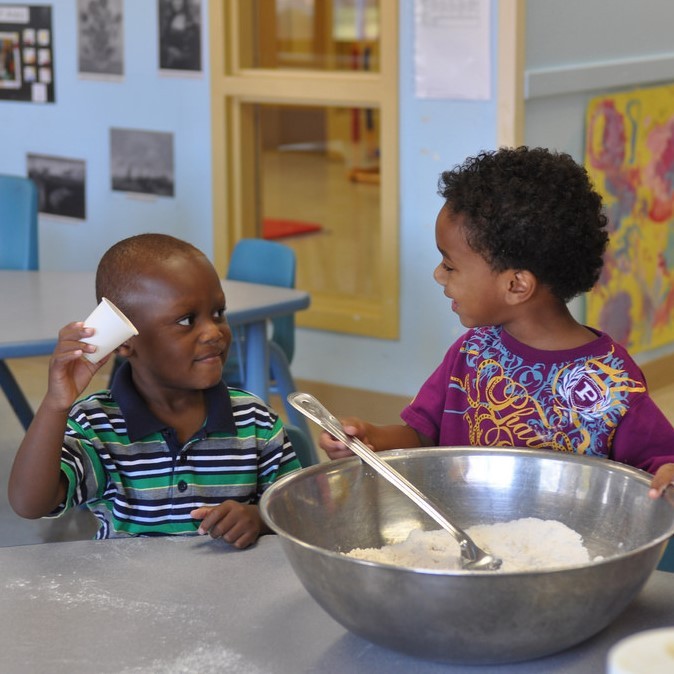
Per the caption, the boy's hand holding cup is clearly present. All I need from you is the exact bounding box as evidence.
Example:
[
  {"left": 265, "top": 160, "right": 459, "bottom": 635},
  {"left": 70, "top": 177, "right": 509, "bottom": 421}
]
[{"left": 81, "top": 298, "right": 138, "bottom": 363}]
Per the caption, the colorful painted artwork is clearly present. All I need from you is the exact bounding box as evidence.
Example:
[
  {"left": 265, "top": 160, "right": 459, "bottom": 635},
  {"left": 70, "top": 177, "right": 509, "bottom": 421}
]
[{"left": 585, "top": 83, "right": 674, "bottom": 354}]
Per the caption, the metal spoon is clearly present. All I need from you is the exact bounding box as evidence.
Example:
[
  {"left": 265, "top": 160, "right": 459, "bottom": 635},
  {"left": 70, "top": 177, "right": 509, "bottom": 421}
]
[{"left": 287, "top": 392, "right": 502, "bottom": 571}]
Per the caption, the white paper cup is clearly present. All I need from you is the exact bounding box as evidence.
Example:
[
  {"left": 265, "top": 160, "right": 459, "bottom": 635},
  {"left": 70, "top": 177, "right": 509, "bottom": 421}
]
[
  {"left": 607, "top": 627, "right": 674, "bottom": 674},
  {"left": 81, "top": 297, "right": 138, "bottom": 364}
]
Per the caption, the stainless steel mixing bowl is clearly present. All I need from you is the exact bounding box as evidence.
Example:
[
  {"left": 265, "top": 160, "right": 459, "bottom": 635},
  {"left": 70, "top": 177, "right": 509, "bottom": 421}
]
[{"left": 260, "top": 447, "right": 674, "bottom": 664}]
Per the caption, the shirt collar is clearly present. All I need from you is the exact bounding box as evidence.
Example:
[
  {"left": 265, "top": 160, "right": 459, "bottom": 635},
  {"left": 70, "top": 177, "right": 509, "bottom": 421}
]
[{"left": 110, "top": 360, "right": 237, "bottom": 442}]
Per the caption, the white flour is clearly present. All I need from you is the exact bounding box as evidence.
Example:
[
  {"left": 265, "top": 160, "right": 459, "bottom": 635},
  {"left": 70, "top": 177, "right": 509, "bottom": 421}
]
[
  {"left": 119, "top": 645, "right": 263, "bottom": 674},
  {"left": 345, "top": 517, "right": 594, "bottom": 572}
]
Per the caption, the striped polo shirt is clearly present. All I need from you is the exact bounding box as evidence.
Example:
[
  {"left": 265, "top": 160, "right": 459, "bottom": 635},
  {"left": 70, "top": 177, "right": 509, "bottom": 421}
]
[{"left": 50, "top": 362, "right": 301, "bottom": 538}]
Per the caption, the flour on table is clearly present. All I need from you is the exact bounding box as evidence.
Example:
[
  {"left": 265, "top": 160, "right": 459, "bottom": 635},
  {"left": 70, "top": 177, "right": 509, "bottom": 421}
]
[
  {"left": 345, "top": 517, "right": 594, "bottom": 572},
  {"left": 119, "top": 644, "right": 263, "bottom": 674}
]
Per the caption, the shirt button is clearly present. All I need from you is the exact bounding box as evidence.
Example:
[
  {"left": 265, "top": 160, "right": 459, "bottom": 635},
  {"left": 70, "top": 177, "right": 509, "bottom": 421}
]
[
  {"left": 177, "top": 480, "right": 188, "bottom": 492},
  {"left": 179, "top": 454, "right": 187, "bottom": 464}
]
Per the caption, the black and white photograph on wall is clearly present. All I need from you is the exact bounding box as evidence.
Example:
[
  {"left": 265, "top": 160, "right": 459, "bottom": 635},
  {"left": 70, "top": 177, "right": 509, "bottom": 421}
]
[
  {"left": 27, "top": 154, "right": 86, "bottom": 220},
  {"left": 0, "top": 5, "right": 55, "bottom": 102},
  {"left": 110, "top": 128, "right": 175, "bottom": 197},
  {"left": 77, "top": 0, "right": 124, "bottom": 78},
  {"left": 158, "top": 0, "right": 202, "bottom": 73}
]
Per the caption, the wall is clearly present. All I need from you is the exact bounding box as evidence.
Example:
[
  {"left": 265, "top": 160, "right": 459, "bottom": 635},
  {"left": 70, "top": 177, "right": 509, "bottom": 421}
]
[
  {"left": 0, "top": 0, "right": 213, "bottom": 270},
  {"left": 292, "top": 0, "right": 499, "bottom": 396},
  {"left": 525, "top": 0, "right": 674, "bottom": 161},
  {"left": 524, "top": 0, "right": 674, "bottom": 366},
  {"left": 3, "top": 1, "right": 671, "bottom": 400},
  {"left": 1, "top": 0, "right": 499, "bottom": 399}
]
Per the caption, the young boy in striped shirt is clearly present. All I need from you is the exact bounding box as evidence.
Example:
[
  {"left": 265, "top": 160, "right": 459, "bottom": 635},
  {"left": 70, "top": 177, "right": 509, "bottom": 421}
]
[{"left": 8, "top": 234, "right": 301, "bottom": 545}]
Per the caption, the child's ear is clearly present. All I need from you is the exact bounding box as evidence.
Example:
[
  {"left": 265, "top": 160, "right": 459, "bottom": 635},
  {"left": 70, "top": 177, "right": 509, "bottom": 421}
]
[{"left": 504, "top": 269, "right": 536, "bottom": 305}]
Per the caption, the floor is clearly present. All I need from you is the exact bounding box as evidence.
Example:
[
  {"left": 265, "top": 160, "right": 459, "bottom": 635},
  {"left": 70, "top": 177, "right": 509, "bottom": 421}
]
[{"left": 2, "top": 355, "right": 674, "bottom": 547}]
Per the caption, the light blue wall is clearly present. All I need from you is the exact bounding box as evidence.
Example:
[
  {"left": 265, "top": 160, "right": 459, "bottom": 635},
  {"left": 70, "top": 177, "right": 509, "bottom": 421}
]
[
  {"left": 10, "top": 2, "right": 671, "bottom": 397},
  {"left": 0, "top": 0, "right": 213, "bottom": 271},
  {"left": 1, "top": 0, "right": 498, "bottom": 398},
  {"left": 293, "top": 0, "right": 499, "bottom": 396}
]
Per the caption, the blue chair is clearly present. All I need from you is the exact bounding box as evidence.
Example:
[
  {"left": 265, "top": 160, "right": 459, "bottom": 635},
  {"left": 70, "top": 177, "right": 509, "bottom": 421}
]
[
  {"left": 225, "top": 238, "right": 296, "bottom": 366},
  {"left": 223, "top": 238, "right": 316, "bottom": 462},
  {"left": 0, "top": 174, "right": 39, "bottom": 429},
  {"left": 0, "top": 175, "right": 38, "bottom": 270},
  {"left": 285, "top": 424, "right": 319, "bottom": 468}
]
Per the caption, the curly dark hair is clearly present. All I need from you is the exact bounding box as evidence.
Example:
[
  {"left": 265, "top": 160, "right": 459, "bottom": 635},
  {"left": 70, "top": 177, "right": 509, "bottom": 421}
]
[
  {"left": 95, "top": 233, "right": 207, "bottom": 320},
  {"left": 438, "top": 146, "right": 609, "bottom": 302}
]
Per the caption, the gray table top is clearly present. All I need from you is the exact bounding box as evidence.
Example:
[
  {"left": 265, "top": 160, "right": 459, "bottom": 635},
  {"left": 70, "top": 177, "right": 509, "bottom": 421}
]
[
  {"left": 0, "top": 270, "right": 309, "bottom": 357},
  {"left": 1, "top": 535, "right": 673, "bottom": 673}
]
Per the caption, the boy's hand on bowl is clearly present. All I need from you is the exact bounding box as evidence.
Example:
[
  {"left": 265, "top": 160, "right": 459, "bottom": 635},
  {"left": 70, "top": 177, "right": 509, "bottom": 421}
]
[{"left": 648, "top": 463, "right": 674, "bottom": 499}]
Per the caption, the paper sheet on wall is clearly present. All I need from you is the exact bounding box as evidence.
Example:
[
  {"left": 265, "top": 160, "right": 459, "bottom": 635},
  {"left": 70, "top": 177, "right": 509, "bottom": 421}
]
[{"left": 414, "top": 0, "right": 491, "bottom": 100}]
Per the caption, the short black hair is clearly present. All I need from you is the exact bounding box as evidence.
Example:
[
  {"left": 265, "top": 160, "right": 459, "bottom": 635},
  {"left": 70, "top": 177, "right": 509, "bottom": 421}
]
[
  {"left": 438, "top": 146, "right": 609, "bottom": 302},
  {"left": 95, "top": 233, "right": 207, "bottom": 318}
]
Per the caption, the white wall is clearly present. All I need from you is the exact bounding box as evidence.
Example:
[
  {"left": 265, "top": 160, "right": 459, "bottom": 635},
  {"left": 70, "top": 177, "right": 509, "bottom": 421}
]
[
  {"left": 525, "top": 0, "right": 674, "bottom": 159},
  {"left": 0, "top": 0, "right": 213, "bottom": 271}
]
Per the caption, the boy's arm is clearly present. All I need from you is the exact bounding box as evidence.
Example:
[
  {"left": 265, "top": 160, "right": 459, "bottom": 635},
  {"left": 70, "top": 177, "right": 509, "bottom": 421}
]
[
  {"left": 365, "top": 422, "right": 433, "bottom": 450},
  {"left": 8, "top": 402, "right": 72, "bottom": 517},
  {"left": 610, "top": 394, "right": 674, "bottom": 498},
  {"left": 320, "top": 419, "right": 429, "bottom": 460},
  {"left": 8, "top": 322, "right": 106, "bottom": 518}
]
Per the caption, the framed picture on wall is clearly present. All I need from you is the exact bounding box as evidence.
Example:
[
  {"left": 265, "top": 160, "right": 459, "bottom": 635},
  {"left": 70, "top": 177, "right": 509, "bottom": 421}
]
[
  {"left": 158, "top": 0, "right": 202, "bottom": 73},
  {"left": 0, "top": 5, "right": 55, "bottom": 103},
  {"left": 77, "top": 0, "right": 124, "bottom": 78},
  {"left": 0, "top": 31, "right": 22, "bottom": 89},
  {"left": 27, "top": 153, "right": 86, "bottom": 220},
  {"left": 110, "top": 127, "right": 175, "bottom": 197}
]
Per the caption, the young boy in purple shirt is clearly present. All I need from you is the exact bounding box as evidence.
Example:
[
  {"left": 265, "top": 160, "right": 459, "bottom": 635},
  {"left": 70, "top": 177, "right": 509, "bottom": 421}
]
[{"left": 320, "top": 146, "right": 674, "bottom": 498}]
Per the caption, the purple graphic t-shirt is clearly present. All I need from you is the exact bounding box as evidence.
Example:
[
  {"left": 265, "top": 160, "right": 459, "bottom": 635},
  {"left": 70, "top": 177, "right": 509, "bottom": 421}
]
[{"left": 401, "top": 326, "right": 674, "bottom": 473}]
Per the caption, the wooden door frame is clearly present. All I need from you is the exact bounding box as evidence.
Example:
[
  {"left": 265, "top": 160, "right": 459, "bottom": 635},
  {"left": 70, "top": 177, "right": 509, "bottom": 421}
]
[{"left": 209, "top": 1, "right": 399, "bottom": 339}]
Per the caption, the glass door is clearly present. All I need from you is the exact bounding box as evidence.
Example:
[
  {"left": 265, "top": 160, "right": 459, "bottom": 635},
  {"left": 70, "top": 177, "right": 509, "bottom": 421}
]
[{"left": 210, "top": 0, "right": 398, "bottom": 339}]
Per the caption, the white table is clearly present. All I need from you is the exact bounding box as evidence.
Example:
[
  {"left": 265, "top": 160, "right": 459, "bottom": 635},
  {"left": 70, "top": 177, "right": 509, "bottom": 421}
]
[
  {"left": 0, "top": 270, "right": 310, "bottom": 429},
  {"left": 0, "top": 535, "right": 673, "bottom": 673}
]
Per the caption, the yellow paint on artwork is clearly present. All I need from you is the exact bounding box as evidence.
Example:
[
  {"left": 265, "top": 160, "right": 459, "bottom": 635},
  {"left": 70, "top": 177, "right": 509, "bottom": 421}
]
[{"left": 585, "top": 83, "right": 674, "bottom": 354}]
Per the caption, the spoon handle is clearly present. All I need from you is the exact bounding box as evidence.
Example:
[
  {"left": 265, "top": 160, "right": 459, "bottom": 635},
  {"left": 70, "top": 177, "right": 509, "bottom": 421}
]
[
  {"left": 324, "top": 416, "right": 471, "bottom": 542},
  {"left": 287, "top": 391, "right": 500, "bottom": 569}
]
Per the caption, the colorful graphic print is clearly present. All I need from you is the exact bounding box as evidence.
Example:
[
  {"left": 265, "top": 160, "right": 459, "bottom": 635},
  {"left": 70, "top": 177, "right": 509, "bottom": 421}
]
[
  {"left": 585, "top": 83, "right": 674, "bottom": 353},
  {"left": 450, "top": 329, "right": 646, "bottom": 456}
]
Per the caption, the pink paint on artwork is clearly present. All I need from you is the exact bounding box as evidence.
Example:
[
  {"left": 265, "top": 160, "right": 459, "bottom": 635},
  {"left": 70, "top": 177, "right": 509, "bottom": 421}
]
[
  {"left": 586, "top": 100, "right": 638, "bottom": 229},
  {"left": 644, "top": 119, "right": 674, "bottom": 222}
]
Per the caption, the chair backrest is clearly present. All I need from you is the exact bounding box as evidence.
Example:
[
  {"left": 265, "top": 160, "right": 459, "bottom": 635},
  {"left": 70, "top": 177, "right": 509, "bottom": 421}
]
[
  {"left": 226, "top": 238, "right": 297, "bottom": 362},
  {"left": 285, "top": 424, "right": 319, "bottom": 468},
  {"left": 0, "top": 175, "right": 39, "bottom": 270}
]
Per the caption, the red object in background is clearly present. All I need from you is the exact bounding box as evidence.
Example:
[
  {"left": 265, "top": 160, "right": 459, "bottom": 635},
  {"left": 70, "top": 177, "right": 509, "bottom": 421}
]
[{"left": 262, "top": 218, "right": 322, "bottom": 240}]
